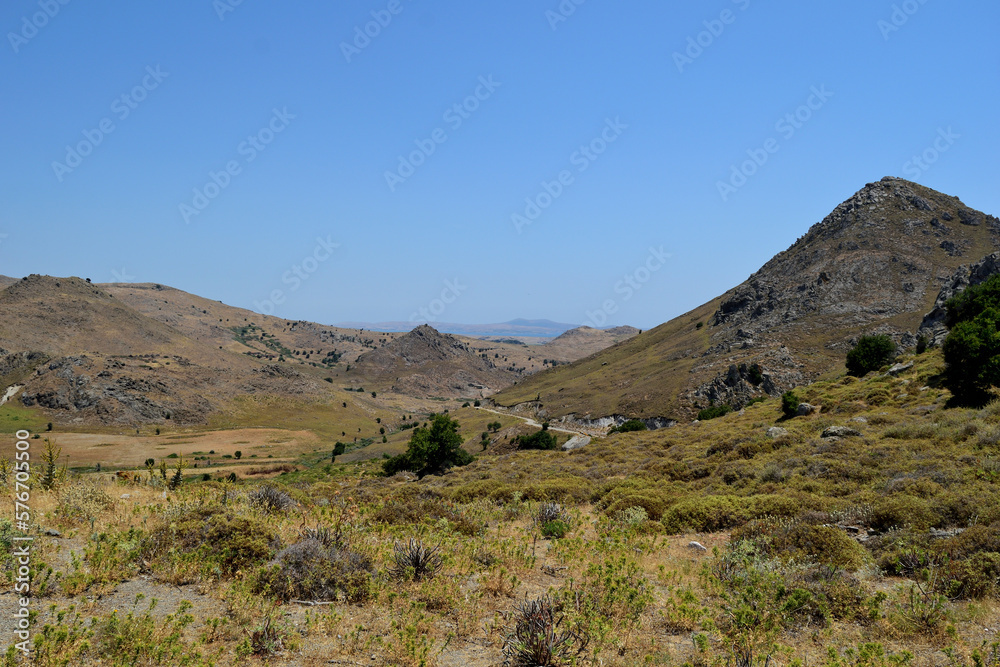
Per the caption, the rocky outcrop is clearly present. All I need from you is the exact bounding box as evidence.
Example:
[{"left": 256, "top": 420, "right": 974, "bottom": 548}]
[{"left": 918, "top": 252, "right": 1000, "bottom": 345}]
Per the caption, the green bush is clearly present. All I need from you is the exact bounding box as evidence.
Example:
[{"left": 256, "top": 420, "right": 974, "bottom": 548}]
[
  {"left": 541, "top": 519, "right": 570, "bottom": 539},
  {"left": 943, "top": 305, "right": 1000, "bottom": 401},
  {"left": 781, "top": 391, "right": 800, "bottom": 419},
  {"left": 697, "top": 404, "right": 732, "bottom": 421},
  {"left": 515, "top": 429, "right": 558, "bottom": 451},
  {"left": 770, "top": 524, "right": 869, "bottom": 569},
  {"left": 608, "top": 419, "right": 648, "bottom": 434},
  {"left": 144, "top": 506, "right": 277, "bottom": 578},
  {"left": 846, "top": 335, "right": 896, "bottom": 377}
]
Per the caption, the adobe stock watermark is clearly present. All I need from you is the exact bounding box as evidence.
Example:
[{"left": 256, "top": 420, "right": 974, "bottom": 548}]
[
  {"left": 409, "top": 279, "right": 466, "bottom": 324},
  {"left": 511, "top": 117, "right": 627, "bottom": 234},
  {"left": 902, "top": 127, "right": 958, "bottom": 180},
  {"left": 673, "top": 0, "right": 751, "bottom": 73},
  {"left": 584, "top": 246, "right": 671, "bottom": 327},
  {"left": 111, "top": 267, "right": 136, "bottom": 283},
  {"left": 51, "top": 65, "right": 169, "bottom": 183},
  {"left": 7, "top": 0, "right": 71, "bottom": 54},
  {"left": 179, "top": 107, "right": 295, "bottom": 224},
  {"left": 11, "top": 429, "right": 33, "bottom": 656},
  {"left": 385, "top": 75, "right": 501, "bottom": 192},
  {"left": 340, "top": 0, "right": 413, "bottom": 63},
  {"left": 716, "top": 85, "right": 833, "bottom": 202},
  {"left": 213, "top": 0, "right": 246, "bottom": 21},
  {"left": 545, "top": 0, "right": 586, "bottom": 31},
  {"left": 254, "top": 236, "right": 340, "bottom": 315},
  {"left": 878, "top": 0, "right": 930, "bottom": 41}
]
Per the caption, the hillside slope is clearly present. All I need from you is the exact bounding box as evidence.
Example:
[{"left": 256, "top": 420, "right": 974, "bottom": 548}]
[{"left": 494, "top": 177, "right": 1000, "bottom": 422}]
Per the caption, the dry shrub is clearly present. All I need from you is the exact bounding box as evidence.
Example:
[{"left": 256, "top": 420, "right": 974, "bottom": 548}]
[
  {"left": 246, "top": 464, "right": 297, "bottom": 476},
  {"left": 247, "top": 485, "right": 294, "bottom": 514},
  {"left": 372, "top": 495, "right": 479, "bottom": 536},
  {"left": 56, "top": 483, "right": 114, "bottom": 523},
  {"left": 254, "top": 538, "right": 373, "bottom": 602},
  {"left": 143, "top": 505, "right": 278, "bottom": 578}
]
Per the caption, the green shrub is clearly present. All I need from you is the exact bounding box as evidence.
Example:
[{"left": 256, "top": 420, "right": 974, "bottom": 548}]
[
  {"left": 660, "top": 494, "right": 801, "bottom": 534},
  {"left": 515, "top": 429, "right": 558, "bottom": 451},
  {"left": 608, "top": 419, "right": 648, "bottom": 434},
  {"left": 770, "top": 524, "right": 869, "bottom": 569},
  {"left": 144, "top": 506, "right": 277, "bottom": 579},
  {"left": 697, "top": 404, "right": 732, "bottom": 421},
  {"left": 541, "top": 520, "right": 570, "bottom": 539},
  {"left": 782, "top": 391, "right": 800, "bottom": 419},
  {"left": 868, "top": 496, "right": 937, "bottom": 532},
  {"left": 372, "top": 496, "right": 480, "bottom": 536},
  {"left": 846, "top": 335, "right": 896, "bottom": 377},
  {"left": 943, "top": 307, "right": 1000, "bottom": 402}
]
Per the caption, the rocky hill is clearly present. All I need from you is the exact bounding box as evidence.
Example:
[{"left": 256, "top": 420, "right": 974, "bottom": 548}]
[
  {"left": 351, "top": 325, "right": 523, "bottom": 398},
  {"left": 494, "top": 177, "right": 1000, "bottom": 422},
  {"left": 0, "top": 276, "right": 337, "bottom": 425}
]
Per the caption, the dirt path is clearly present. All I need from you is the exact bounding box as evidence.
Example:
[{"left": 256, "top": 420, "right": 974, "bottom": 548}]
[{"left": 475, "top": 406, "right": 583, "bottom": 436}]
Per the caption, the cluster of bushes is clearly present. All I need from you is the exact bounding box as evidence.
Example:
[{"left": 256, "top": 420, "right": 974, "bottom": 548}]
[{"left": 514, "top": 427, "right": 558, "bottom": 451}]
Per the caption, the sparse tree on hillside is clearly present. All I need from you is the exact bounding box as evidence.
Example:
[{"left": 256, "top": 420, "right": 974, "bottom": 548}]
[
  {"left": 846, "top": 335, "right": 896, "bottom": 377},
  {"left": 382, "top": 413, "right": 473, "bottom": 478},
  {"left": 943, "top": 274, "right": 1000, "bottom": 402}
]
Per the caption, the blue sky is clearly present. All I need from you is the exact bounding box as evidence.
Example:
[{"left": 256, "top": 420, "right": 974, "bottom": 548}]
[{"left": 1, "top": 0, "right": 997, "bottom": 329}]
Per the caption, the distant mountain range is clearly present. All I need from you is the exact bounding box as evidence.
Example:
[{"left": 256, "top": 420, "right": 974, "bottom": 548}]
[{"left": 335, "top": 318, "right": 586, "bottom": 338}]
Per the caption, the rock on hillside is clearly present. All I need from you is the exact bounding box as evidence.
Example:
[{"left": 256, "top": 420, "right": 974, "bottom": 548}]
[
  {"left": 352, "top": 325, "right": 522, "bottom": 399},
  {"left": 494, "top": 177, "right": 999, "bottom": 421}
]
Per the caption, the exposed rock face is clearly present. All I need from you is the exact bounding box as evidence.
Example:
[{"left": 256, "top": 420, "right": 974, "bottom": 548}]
[
  {"left": 19, "top": 355, "right": 214, "bottom": 424},
  {"left": 918, "top": 252, "right": 1000, "bottom": 345}
]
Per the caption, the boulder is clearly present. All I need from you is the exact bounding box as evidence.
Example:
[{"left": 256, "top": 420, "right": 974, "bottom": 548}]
[
  {"left": 687, "top": 541, "right": 708, "bottom": 552},
  {"left": 766, "top": 427, "right": 789, "bottom": 439},
  {"left": 797, "top": 403, "right": 817, "bottom": 417},
  {"left": 561, "top": 435, "right": 591, "bottom": 452},
  {"left": 886, "top": 362, "right": 914, "bottom": 376},
  {"left": 822, "top": 425, "right": 861, "bottom": 438}
]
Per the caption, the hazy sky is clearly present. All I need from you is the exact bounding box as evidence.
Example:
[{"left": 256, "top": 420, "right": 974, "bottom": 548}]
[{"left": 2, "top": 1, "right": 998, "bottom": 329}]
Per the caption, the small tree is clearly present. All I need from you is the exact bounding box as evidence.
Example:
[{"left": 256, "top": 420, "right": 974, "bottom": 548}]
[
  {"left": 781, "top": 391, "right": 800, "bottom": 419},
  {"left": 234, "top": 450, "right": 242, "bottom": 460},
  {"left": 846, "top": 335, "right": 896, "bottom": 376},
  {"left": 39, "top": 439, "right": 63, "bottom": 491},
  {"left": 382, "top": 414, "right": 472, "bottom": 477},
  {"left": 169, "top": 456, "right": 185, "bottom": 490}
]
